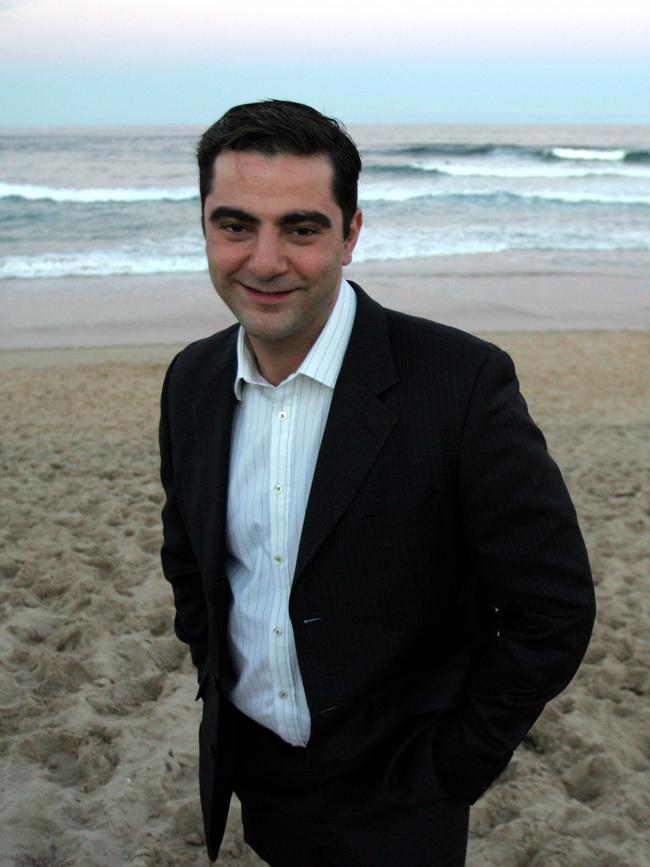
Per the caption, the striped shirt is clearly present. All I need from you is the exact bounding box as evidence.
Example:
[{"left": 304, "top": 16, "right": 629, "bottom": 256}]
[{"left": 225, "top": 279, "right": 357, "bottom": 746}]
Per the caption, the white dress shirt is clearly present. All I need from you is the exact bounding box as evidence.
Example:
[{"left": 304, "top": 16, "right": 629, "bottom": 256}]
[{"left": 225, "top": 279, "right": 357, "bottom": 746}]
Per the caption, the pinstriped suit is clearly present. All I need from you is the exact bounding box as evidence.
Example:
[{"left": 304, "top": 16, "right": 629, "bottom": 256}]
[{"left": 159, "top": 282, "right": 595, "bottom": 863}]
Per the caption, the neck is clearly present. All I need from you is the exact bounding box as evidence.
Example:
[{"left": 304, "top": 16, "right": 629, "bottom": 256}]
[
  {"left": 246, "top": 336, "right": 311, "bottom": 386},
  {"left": 245, "top": 281, "right": 342, "bottom": 385}
]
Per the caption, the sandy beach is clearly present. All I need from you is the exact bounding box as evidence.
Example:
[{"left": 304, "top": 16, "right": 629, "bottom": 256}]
[{"left": 1, "top": 267, "right": 649, "bottom": 865}]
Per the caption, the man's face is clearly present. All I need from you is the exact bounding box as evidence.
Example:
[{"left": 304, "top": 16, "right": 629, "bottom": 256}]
[{"left": 203, "top": 150, "right": 361, "bottom": 370}]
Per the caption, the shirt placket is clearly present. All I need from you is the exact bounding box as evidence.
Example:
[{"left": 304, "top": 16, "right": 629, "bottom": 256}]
[{"left": 268, "top": 379, "right": 297, "bottom": 740}]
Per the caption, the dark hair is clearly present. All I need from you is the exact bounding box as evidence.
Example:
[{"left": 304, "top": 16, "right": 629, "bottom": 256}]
[{"left": 197, "top": 99, "right": 362, "bottom": 237}]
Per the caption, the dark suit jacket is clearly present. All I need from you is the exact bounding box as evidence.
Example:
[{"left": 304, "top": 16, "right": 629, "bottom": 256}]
[{"left": 159, "top": 283, "right": 595, "bottom": 862}]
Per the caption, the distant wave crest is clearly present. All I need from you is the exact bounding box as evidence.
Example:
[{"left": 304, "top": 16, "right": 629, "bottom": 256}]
[
  {"left": 547, "top": 147, "right": 627, "bottom": 162},
  {"left": 381, "top": 144, "right": 496, "bottom": 157},
  {"left": 371, "top": 143, "right": 650, "bottom": 166},
  {"left": 417, "top": 163, "right": 647, "bottom": 180},
  {"left": 0, "top": 183, "right": 198, "bottom": 204},
  {"left": 359, "top": 186, "right": 650, "bottom": 207},
  {"left": 519, "top": 190, "right": 650, "bottom": 206},
  {"left": 545, "top": 147, "right": 650, "bottom": 164},
  {"left": 363, "top": 159, "right": 650, "bottom": 181}
]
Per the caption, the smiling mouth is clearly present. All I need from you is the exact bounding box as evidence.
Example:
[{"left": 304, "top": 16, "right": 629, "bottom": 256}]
[{"left": 241, "top": 282, "right": 295, "bottom": 300}]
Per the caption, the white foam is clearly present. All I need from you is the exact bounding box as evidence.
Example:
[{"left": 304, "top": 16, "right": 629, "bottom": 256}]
[
  {"left": 359, "top": 186, "right": 442, "bottom": 202},
  {"left": 550, "top": 147, "right": 627, "bottom": 162},
  {"left": 359, "top": 185, "right": 650, "bottom": 206},
  {"left": 520, "top": 190, "right": 650, "bottom": 206},
  {"left": 353, "top": 229, "right": 509, "bottom": 263},
  {"left": 0, "top": 250, "right": 206, "bottom": 280},
  {"left": 0, "top": 183, "right": 197, "bottom": 203},
  {"left": 353, "top": 227, "right": 649, "bottom": 263},
  {"left": 3, "top": 227, "right": 648, "bottom": 276},
  {"left": 410, "top": 161, "right": 650, "bottom": 179}
]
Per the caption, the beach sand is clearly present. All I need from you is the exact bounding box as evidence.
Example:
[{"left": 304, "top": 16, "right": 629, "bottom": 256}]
[{"left": 1, "top": 273, "right": 649, "bottom": 864}]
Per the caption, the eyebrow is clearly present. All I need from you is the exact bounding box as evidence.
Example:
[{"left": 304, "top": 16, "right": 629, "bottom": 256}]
[
  {"left": 207, "top": 206, "right": 332, "bottom": 230},
  {"left": 208, "top": 206, "right": 258, "bottom": 225},
  {"left": 278, "top": 211, "right": 332, "bottom": 230}
]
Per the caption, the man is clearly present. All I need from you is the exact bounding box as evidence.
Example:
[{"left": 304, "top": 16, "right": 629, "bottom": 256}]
[{"left": 159, "top": 100, "right": 595, "bottom": 866}]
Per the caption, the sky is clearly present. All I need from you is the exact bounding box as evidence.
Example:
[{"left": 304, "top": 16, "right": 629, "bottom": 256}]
[{"left": 1, "top": 0, "right": 649, "bottom": 126}]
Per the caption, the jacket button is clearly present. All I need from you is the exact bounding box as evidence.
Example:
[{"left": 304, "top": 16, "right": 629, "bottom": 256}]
[{"left": 320, "top": 705, "right": 340, "bottom": 715}]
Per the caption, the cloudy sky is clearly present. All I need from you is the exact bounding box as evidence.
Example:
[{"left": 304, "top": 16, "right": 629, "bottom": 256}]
[{"left": 1, "top": 0, "right": 649, "bottom": 126}]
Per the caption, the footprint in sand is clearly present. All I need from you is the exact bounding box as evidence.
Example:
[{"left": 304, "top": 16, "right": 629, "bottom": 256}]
[
  {"left": 87, "top": 673, "right": 165, "bottom": 716},
  {"left": 18, "top": 725, "right": 119, "bottom": 792},
  {"left": 23, "top": 648, "right": 93, "bottom": 697}
]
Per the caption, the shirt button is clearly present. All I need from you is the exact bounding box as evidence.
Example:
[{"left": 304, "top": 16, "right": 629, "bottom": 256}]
[
  {"left": 278, "top": 411, "right": 288, "bottom": 421},
  {"left": 272, "top": 627, "right": 283, "bottom": 636},
  {"left": 278, "top": 690, "right": 289, "bottom": 699},
  {"left": 273, "top": 554, "right": 284, "bottom": 564},
  {"left": 273, "top": 484, "right": 283, "bottom": 494}
]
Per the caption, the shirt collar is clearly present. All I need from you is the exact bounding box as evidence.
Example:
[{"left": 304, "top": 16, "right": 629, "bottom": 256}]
[{"left": 234, "top": 278, "right": 357, "bottom": 400}]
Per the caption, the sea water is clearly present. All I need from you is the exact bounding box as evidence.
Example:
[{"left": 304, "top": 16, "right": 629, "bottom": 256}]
[{"left": 1, "top": 124, "right": 649, "bottom": 281}]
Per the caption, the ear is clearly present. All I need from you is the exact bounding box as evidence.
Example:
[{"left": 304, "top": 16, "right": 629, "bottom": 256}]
[{"left": 342, "top": 209, "right": 363, "bottom": 266}]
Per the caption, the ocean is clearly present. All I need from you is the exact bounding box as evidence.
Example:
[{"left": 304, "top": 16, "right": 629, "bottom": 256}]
[{"left": 1, "top": 124, "right": 649, "bottom": 282}]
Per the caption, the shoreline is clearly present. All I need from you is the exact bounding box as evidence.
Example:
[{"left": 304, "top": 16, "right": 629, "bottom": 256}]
[{"left": 2, "top": 250, "right": 649, "bottom": 350}]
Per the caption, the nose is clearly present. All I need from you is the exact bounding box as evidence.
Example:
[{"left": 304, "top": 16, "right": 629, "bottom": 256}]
[{"left": 247, "top": 230, "right": 288, "bottom": 281}]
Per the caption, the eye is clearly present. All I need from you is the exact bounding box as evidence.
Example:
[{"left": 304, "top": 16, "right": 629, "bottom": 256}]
[
  {"left": 291, "top": 226, "right": 319, "bottom": 237},
  {"left": 221, "top": 222, "right": 251, "bottom": 234}
]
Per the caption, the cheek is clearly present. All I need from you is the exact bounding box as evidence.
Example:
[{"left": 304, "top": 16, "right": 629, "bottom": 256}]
[
  {"left": 294, "top": 248, "right": 341, "bottom": 279},
  {"left": 206, "top": 240, "right": 242, "bottom": 275}
]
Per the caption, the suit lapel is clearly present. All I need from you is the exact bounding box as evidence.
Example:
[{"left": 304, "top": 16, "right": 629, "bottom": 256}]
[
  {"left": 187, "top": 289, "right": 399, "bottom": 587},
  {"left": 295, "top": 284, "right": 399, "bottom": 581},
  {"left": 191, "top": 331, "right": 238, "bottom": 579}
]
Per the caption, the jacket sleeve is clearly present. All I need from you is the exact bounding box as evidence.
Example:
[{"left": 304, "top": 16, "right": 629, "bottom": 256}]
[
  {"left": 159, "top": 357, "right": 209, "bottom": 680},
  {"left": 432, "top": 346, "right": 596, "bottom": 803}
]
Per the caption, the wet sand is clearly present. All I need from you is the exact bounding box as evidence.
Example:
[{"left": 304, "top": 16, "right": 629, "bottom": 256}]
[{"left": 2, "top": 249, "right": 649, "bottom": 350}]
